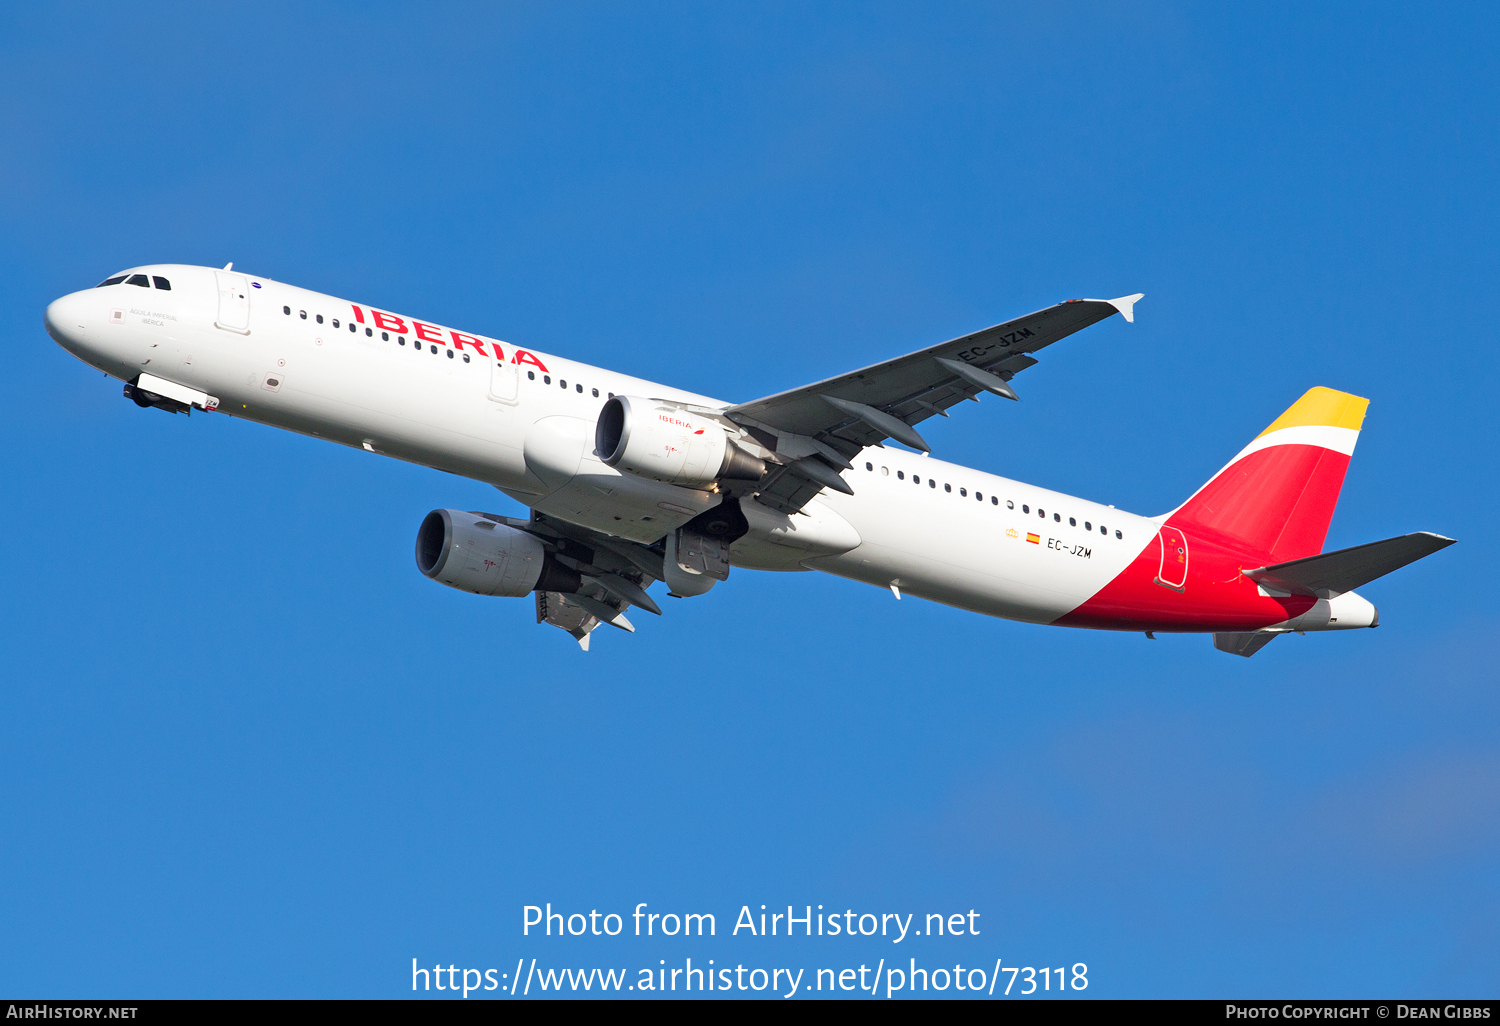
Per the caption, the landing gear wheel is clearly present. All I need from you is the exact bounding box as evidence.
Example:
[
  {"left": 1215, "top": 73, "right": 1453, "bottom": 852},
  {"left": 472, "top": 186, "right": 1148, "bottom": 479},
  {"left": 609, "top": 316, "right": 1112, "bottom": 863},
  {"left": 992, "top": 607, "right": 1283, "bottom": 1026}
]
[{"left": 684, "top": 496, "right": 749, "bottom": 544}]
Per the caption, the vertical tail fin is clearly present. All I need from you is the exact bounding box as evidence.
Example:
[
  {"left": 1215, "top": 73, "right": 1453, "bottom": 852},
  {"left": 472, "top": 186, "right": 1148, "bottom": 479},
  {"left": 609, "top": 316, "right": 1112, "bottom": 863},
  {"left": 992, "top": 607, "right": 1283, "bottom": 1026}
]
[{"left": 1171, "top": 387, "right": 1368, "bottom": 562}]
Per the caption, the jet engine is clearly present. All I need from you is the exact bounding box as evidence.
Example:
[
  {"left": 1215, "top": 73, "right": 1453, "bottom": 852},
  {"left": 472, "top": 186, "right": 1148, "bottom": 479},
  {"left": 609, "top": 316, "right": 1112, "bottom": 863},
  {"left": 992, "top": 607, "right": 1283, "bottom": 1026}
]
[
  {"left": 594, "top": 396, "right": 765, "bottom": 488},
  {"left": 415, "top": 509, "right": 581, "bottom": 596}
]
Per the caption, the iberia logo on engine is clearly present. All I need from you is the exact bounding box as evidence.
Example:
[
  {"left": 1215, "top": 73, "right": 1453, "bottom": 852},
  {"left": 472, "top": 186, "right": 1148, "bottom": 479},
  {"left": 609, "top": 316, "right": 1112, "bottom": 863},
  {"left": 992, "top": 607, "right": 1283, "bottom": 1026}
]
[{"left": 658, "top": 414, "right": 704, "bottom": 434}]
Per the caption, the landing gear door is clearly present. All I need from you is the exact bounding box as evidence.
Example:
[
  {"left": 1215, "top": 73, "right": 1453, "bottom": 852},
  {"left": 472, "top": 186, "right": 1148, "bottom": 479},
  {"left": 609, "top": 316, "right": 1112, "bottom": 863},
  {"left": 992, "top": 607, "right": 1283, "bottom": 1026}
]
[
  {"left": 1155, "top": 525, "right": 1189, "bottom": 592},
  {"left": 489, "top": 354, "right": 518, "bottom": 404},
  {"left": 213, "top": 271, "right": 251, "bottom": 334}
]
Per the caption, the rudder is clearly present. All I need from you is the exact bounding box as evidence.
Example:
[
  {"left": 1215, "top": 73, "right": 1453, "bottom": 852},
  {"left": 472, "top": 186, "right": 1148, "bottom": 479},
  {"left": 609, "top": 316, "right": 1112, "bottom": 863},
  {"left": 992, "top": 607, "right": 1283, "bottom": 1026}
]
[{"left": 1170, "top": 387, "right": 1368, "bottom": 562}]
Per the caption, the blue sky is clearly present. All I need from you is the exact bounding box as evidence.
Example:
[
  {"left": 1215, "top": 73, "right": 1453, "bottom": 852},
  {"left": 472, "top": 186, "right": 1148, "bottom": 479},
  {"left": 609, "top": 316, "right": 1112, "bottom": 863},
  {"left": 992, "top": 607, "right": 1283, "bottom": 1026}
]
[{"left": 1, "top": 1, "right": 1496, "bottom": 999}]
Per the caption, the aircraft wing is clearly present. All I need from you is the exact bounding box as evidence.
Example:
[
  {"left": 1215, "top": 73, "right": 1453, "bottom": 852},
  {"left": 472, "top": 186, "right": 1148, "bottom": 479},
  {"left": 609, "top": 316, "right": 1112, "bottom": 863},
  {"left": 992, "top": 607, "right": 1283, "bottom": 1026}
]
[
  {"left": 481, "top": 510, "right": 666, "bottom": 649},
  {"left": 725, "top": 294, "right": 1141, "bottom": 513}
]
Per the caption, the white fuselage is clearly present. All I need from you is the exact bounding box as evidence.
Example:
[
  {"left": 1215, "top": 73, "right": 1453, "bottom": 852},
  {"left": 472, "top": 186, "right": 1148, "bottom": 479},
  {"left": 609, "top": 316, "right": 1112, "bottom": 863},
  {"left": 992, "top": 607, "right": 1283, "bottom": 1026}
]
[{"left": 46, "top": 263, "right": 1165, "bottom": 626}]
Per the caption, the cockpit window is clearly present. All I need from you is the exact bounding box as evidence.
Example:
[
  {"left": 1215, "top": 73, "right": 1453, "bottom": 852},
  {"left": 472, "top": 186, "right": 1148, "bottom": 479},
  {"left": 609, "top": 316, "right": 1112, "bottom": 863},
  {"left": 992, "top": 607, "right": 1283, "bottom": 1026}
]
[
  {"left": 152, "top": 276, "right": 171, "bottom": 290},
  {"left": 125, "top": 274, "right": 150, "bottom": 287},
  {"left": 96, "top": 276, "right": 127, "bottom": 287}
]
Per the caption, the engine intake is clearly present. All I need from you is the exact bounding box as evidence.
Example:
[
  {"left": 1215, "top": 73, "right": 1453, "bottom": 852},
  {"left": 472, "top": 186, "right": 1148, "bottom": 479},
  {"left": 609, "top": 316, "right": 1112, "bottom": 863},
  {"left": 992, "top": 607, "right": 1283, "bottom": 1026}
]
[
  {"left": 594, "top": 396, "right": 764, "bottom": 489},
  {"left": 416, "top": 509, "right": 580, "bottom": 596}
]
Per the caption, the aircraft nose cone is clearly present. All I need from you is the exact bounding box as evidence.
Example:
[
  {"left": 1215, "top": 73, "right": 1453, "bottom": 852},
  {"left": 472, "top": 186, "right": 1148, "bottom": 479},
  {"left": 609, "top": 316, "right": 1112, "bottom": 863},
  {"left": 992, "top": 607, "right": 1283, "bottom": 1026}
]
[{"left": 44, "top": 291, "right": 88, "bottom": 349}]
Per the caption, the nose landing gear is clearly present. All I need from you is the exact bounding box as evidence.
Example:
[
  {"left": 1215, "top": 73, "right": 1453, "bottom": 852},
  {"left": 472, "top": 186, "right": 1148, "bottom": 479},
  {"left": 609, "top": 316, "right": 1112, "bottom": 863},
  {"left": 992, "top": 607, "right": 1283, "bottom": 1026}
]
[
  {"left": 121, "top": 373, "right": 218, "bottom": 415},
  {"left": 123, "top": 381, "right": 190, "bottom": 415}
]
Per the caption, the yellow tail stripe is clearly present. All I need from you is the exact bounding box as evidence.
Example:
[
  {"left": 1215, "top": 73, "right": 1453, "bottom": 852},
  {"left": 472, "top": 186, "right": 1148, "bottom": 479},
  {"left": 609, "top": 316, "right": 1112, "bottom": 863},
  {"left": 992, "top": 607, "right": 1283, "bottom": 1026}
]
[{"left": 1256, "top": 386, "right": 1369, "bottom": 438}]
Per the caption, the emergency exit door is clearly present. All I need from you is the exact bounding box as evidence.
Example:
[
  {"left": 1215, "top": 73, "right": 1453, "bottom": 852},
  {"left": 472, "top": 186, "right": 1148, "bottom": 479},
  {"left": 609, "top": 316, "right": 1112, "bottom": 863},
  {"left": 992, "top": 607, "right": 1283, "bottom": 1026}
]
[
  {"left": 1155, "top": 526, "right": 1189, "bottom": 592},
  {"left": 489, "top": 353, "right": 518, "bottom": 403},
  {"left": 214, "top": 270, "right": 251, "bottom": 334}
]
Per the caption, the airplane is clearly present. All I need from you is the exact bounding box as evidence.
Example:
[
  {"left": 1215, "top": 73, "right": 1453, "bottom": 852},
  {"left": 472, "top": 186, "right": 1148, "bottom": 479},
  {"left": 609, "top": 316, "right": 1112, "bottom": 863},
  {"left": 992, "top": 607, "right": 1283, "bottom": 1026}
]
[{"left": 45, "top": 263, "right": 1454, "bottom": 655}]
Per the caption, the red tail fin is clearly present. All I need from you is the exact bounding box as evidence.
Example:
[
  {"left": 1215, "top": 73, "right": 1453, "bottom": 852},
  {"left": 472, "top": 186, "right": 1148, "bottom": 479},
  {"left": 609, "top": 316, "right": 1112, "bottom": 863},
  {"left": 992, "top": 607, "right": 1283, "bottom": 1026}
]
[{"left": 1170, "top": 387, "right": 1368, "bottom": 562}]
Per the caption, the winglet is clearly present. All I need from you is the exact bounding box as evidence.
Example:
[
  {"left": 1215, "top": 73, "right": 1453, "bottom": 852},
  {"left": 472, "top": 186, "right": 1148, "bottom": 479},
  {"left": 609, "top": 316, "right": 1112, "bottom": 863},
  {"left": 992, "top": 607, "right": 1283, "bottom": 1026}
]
[{"left": 1106, "top": 293, "right": 1144, "bottom": 323}]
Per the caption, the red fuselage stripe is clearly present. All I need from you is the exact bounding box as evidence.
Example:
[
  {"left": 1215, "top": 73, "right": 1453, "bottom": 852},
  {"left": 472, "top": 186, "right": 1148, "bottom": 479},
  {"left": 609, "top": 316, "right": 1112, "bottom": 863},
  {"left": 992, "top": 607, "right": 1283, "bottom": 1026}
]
[{"left": 1055, "top": 444, "right": 1350, "bottom": 632}]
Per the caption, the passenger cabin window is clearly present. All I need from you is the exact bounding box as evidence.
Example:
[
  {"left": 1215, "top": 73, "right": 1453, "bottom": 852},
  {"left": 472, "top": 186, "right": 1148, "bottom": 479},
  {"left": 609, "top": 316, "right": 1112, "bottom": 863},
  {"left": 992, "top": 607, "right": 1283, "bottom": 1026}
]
[
  {"left": 96, "top": 276, "right": 128, "bottom": 287},
  {"left": 1054, "top": 513, "right": 1061, "bottom": 522},
  {"left": 991, "top": 496, "right": 998, "bottom": 505},
  {"left": 592, "top": 388, "right": 599, "bottom": 397},
  {"left": 1007, "top": 500, "right": 1015, "bottom": 510},
  {"left": 897, "top": 471, "right": 904, "bottom": 480},
  {"left": 299, "top": 310, "right": 307, "bottom": 319},
  {"left": 865, "top": 462, "right": 873, "bottom": 471},
  {"left": 283, "top": 306, "right": 291, "bottom": 315},
  {"left": 944, "top": 483, "right": 952, "bottom": 492},
  {"left": 1069, "top": 517, "right": 1076, "bottom": 526},
  {"left": 1022, "top": 505, "right": 1029, "bottom": 513},
  {"left": 316, "top": 314, "right": 323, "bottom": 324},
  {"left": 332, "top": 319, "right": 340, "bottom": 328},
  {"left": 126, "top": 274, "right": 149, "bottom": 287},
  {"left": 1085, "top": 521, "right": 1092, "bottom": 530},
  {"left": 1115, "top": 530, "right": 1123, "bottom": 539},
  {"left": 1100, "top": 525, "right": 1107, "bottom": 535},
  {"left": 382, "top": 331, "right": 389, "bottom": 341},
  {"left": 151, "top": 276, "right": 171, "bottom": 290}
]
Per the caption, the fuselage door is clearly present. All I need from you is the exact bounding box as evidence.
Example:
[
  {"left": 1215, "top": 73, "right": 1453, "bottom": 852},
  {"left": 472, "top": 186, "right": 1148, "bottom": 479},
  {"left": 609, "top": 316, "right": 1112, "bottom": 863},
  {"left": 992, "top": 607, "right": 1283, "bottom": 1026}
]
[
  {"left": 1155, "top": 525, "right": 1189, "bottom": 592},
  {"left": 214, "top": 271, "right": 251, "bottom": 334},
  {"left": 489, "top": 354, "right": 519, "bottom": 404}
]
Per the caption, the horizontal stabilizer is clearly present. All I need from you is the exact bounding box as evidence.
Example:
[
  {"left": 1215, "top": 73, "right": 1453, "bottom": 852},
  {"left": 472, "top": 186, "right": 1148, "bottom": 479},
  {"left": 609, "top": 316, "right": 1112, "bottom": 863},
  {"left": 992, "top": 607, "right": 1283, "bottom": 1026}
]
[
  {"left": 1214, "top": 631, "right": 1280, "bottom": 658},
  {"left": 1243, "top": 531, "right": 1455, "bottom": 598}
]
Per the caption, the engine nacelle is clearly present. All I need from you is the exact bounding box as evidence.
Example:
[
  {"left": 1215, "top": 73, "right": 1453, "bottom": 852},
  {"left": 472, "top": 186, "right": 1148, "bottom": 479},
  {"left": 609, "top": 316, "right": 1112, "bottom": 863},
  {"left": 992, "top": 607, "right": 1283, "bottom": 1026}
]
[
  {"left": 415, "top": 509, "right": 580, "bottom": 597},
  {"left": 594, "top": 396, "right": 765, "bottom": 488}
]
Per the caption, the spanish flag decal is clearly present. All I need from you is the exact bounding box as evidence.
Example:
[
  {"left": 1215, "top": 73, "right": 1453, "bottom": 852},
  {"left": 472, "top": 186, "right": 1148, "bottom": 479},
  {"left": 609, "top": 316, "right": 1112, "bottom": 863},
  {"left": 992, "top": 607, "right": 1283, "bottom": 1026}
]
[{"left": 1026, "top": 532, "right": 1040, "bottom": 544}]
